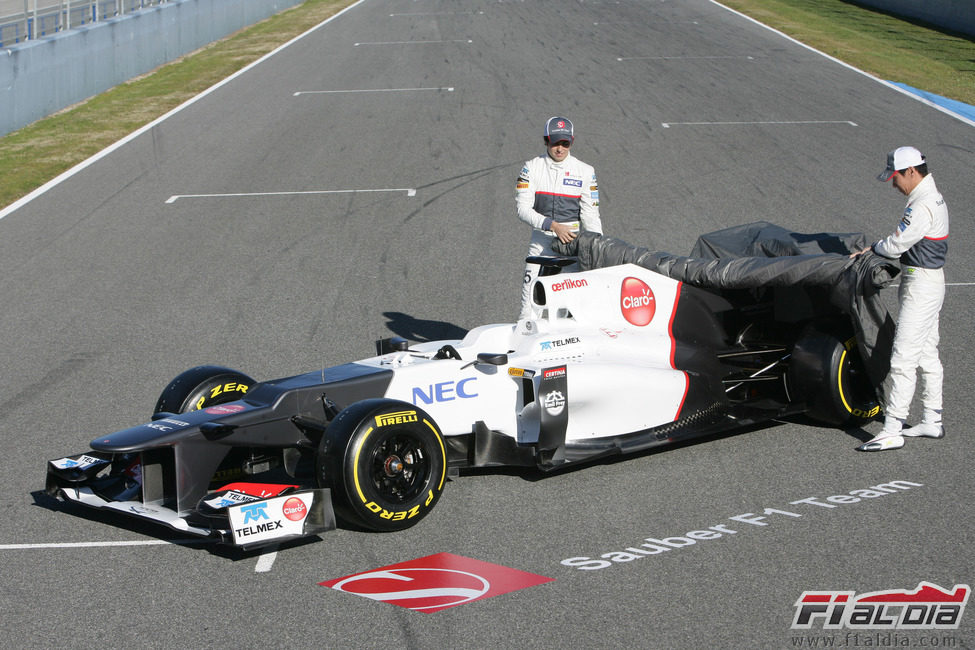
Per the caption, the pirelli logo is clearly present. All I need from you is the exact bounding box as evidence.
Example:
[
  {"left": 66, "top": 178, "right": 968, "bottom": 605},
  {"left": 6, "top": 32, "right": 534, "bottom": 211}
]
[{"left": 375, "top": 410, "right": 419, "bottom": 427}]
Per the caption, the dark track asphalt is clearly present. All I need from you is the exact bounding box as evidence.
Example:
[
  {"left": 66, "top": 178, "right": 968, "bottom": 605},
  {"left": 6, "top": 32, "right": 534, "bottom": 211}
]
[{"left": 1, "top": 1, "right": 972, "bottom": 647}]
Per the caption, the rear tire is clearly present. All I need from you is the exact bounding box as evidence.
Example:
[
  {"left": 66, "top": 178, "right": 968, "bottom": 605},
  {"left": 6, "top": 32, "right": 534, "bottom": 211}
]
[
  {"left": 317, "top": 399, "right": 447, "bottom": 532},
  {"left": 154, "top": 365, "right": 255, "bottom": 415},
  {"left": 788, "top": 326, "right": 880, "bottom": 426}
]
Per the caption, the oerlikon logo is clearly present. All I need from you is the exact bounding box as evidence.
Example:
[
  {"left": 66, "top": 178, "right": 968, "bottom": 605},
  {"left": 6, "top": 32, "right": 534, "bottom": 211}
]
[
  {"left": 320, "top": 552, "right": 553, "bottom": 613},
  {"left": 620, "top": 277, "right": 656, "bottom": 326}
]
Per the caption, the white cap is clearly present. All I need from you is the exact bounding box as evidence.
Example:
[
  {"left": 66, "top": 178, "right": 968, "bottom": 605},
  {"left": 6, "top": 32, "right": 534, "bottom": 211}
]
[{"left": 877, "top": 146, "right": 925, "bottom": 182}]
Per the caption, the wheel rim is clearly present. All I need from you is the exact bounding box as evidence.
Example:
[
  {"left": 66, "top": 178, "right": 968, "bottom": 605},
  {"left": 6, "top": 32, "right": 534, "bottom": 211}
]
[{"left": 369, "top": 434, "right": 429, "bottom": 504}]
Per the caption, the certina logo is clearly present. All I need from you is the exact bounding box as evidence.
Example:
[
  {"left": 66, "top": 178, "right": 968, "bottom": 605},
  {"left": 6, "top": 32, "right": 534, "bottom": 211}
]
[
  {"left": 543, "top": 390, "right": 566, "bottom": 416},
  {"left": 376, "top": 410, "right": 419, "bottom": 427},
  {"left": 543, "top": 366, "right": 567, "bottom": 380},
  {"left": 792, "top": 582, "right": 970, "bottom": 630},
  {"left": 551, "top": 278, "right": 588, "bottom": 292},
  {"left": 282, "top": 497, "right": 308, "bottom": 522},
  {"left": 620, "top": 276, "right": 656, "bottom": 326}
]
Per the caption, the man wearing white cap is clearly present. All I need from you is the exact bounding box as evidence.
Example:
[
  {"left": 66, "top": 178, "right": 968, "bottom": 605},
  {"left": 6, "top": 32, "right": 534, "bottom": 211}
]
[
  {"left": 515, "top": 116, "right": 602, "bottom": 318},
  {"left": 853, "top": 146, "right": 949, "bottom": 451}
]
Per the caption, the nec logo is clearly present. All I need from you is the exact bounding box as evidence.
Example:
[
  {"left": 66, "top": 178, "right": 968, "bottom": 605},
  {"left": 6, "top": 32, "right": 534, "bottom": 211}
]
[{"left": 412, "top": 378, "right": 478, "bottom": 405}]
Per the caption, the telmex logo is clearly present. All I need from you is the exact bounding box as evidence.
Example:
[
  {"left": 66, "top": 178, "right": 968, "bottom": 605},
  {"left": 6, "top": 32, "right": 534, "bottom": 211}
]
[
  {"left": 620, "top": 276, "right": 655, "bottom": 326},
  {"left": 792, "top": 582, "right": 970, "bottom": 630},
  {"left": 320, "top": 552, "right": 554, "bottom": 613},
  {"left": 375, "top": 410, "right": 418, "bottom": 427}
]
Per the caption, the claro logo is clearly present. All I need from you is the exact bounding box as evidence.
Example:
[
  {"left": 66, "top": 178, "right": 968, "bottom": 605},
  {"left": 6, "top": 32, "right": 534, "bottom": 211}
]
[{"left": 620, "top": 277, "right": 656, "bottom": 326}]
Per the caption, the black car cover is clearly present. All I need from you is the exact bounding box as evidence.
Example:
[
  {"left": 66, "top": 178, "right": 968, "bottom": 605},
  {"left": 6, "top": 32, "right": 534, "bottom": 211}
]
[{"left": 553, "top": 222, "right": 899, "bottom": 387}]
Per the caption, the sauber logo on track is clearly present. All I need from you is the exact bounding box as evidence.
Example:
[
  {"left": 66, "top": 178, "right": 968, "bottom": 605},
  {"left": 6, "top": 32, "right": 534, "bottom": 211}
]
[
  {"left": 320, "top": 552, "right": 553, "bottom": 613},
  {"left": 792, "top": 582, "right": 970, "bottom": 630},
  {"left": 620, "top": 277, "right": 656, "bottom": 326}
]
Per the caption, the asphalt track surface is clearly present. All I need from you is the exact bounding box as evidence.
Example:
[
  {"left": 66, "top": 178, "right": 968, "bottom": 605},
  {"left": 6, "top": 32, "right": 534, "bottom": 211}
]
[{"left": 2, "top": 1, "right": 974, "bottom": 647}]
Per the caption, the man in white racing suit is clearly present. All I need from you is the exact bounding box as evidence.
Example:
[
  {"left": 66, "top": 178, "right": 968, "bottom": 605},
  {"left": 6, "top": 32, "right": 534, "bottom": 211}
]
[
  {"left": 854, "top": 146, "right": 949, "bottom": 451},
  {"left": 516, "top": 116, "right": 602, "bottom": 318}
]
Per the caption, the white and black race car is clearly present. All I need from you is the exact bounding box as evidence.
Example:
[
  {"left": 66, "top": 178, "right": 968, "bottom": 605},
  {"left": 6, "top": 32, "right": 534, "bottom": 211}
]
[{"left": 45, "top": 224, "right": 897, "bottom": 549}]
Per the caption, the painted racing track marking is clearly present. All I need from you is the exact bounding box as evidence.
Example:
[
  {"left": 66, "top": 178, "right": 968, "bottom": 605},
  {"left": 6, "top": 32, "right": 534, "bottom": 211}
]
[
  {"left": 3, "top": 539, "right": 279, "bottom": 572},
  {"left": 354, "top": 40, "right": 472, "bottom": 46},
  {"left": 661, "top": 120, "right": 858, "bottom": 128},
  {"left": 293, "top": 87, "right": 453, "bottom": 95},
  {"left": 0, "top": 539, "right": 203, "bottom": 549},
  {"left": 165, "top": 188, "right": 417, "bottom": 203}
]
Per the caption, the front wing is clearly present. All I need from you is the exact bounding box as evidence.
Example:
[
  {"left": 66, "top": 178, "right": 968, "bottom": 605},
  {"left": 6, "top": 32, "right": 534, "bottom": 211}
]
[{"left": 46, "top": 451, "right": 336, "bottom": 549}]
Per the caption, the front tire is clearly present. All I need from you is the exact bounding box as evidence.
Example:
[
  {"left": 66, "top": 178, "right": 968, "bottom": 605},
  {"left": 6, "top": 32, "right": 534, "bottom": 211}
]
[
  {"left": 318, "top": 399, "right": 447, "bottom": 532},
  {"left": 788, "top": 326, "right": 880, "bottom": 426},
  {"left": 154, "top": 365, "right": 255, "bottom": 415}
]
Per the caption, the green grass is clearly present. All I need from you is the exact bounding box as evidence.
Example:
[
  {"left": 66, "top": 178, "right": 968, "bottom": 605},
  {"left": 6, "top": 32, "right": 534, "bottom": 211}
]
[{"left": 2, "top": 0, "right": 973, "bottom": 211}]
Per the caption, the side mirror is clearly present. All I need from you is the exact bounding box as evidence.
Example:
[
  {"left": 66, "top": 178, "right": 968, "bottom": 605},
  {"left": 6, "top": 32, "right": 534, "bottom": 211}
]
[{"left": 476, "top": 352, "right": 508, "bottom": 366}]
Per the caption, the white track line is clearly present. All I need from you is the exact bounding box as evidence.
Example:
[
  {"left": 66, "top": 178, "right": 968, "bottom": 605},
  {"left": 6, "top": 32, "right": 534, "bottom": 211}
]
[
  {"left": 165, "top": 188, "right": 416, "bottom": 203},
  {"left": 0, "top": 539, "right": 204, "bottom": 549},
  {"left": 662, "top": 120, "right": 857, "bottom": 128},
  {"left": 618, "top": 55, "right": 754, "bottom": 61},
  {"left": 354, "top": 39, "right": 471, "bottom": 46},
  {"left": 255, "top": 547, "right": 279, "bottom": 572},
  {"left": 293, "top": 87, "right": 453, "bottom": 95},
  {"left": 389, "top": 11, "right": 483, "bottom": 16}
]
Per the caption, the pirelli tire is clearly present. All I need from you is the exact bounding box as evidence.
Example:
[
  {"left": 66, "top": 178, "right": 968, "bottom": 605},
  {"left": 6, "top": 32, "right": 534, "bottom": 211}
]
[
  {"left": 154, "top": 365, "right": 255, "bottom": 415},
  {"left": 317, "top": 399, "right": 448, "bottom": 532},
  {"left": 787, "top": 325, "right": 881, "bottom": 427}
]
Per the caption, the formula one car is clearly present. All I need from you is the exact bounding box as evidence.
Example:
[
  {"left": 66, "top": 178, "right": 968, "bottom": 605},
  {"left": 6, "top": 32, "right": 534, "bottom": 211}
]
[{"left": 46, "top": 224, "right": 897, "bottom": 550}]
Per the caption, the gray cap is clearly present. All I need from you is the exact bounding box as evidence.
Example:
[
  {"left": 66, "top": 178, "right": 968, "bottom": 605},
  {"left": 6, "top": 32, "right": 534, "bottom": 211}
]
[{"left": 544, "top": 116, "right": 574, "bottom": 143}]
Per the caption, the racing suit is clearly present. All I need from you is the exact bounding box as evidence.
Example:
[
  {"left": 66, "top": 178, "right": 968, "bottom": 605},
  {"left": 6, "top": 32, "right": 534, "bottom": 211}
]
[
  {"left": 871, "top": 173, "right": 949, "bottom": 427},
  {"left": 516, "top": 153, "right": 602, "bottom": 318}
]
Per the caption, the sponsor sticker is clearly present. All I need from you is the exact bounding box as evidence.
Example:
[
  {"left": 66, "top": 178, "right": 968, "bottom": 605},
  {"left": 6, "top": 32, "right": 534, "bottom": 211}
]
[
  {"left": 320, "top": 552, "right": 553, "bottom": 613},
  {"left": 543, "top": 366, "right": 566, "bottom": 380},
  {"left": 282, "top": 496, "right": 308, "bottom": 522},
  {"left": 550, "top": 278, "right": 587, "bottom": 292},
  {"left": 543, "top": 390, "right": 566, "bottom": 416},
  {"left": 563, "top": 178, "right": 583, "bottom": 188},
  {"left": 227, "top": 492, "right": 315, "bottom": 544},
  {"left": 215, "top": 483, "right": 298, "bottom": 498},
  {"left": 50, "top": 454, "right": 108, "bottom": 471},
  {"left": 620, "top": 276, "right": 656, "bottom": 326},
  {"left": 202, "top": 490, "right": 260, "bottom": 510},
  {"left": 375, "top": 410, "right": 419, "bottom": 427}
]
